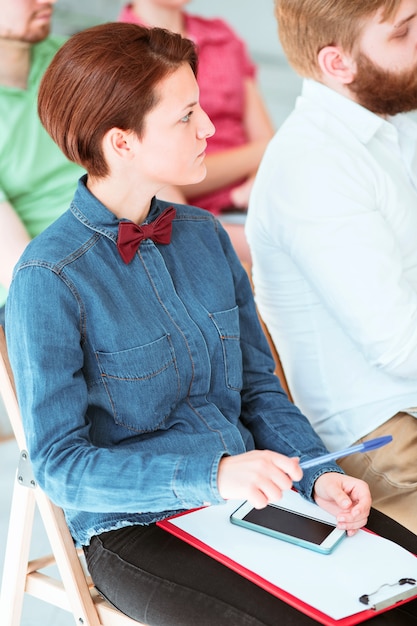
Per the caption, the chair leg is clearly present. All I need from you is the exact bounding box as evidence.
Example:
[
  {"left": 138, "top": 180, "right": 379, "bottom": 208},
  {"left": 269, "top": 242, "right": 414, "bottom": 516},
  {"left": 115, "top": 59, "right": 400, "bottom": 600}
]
[
  {"left": 35, "top": 491, "right": 102, "bottom": 626},
  {"left": 0, "top": 479, "right": 36, "bottom": 626}
]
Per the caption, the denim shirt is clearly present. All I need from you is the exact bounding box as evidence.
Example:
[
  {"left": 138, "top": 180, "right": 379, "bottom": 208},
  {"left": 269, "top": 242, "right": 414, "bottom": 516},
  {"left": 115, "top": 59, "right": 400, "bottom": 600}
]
[{"left": 6, "top": 177, "right": 341, "bottom": 547}]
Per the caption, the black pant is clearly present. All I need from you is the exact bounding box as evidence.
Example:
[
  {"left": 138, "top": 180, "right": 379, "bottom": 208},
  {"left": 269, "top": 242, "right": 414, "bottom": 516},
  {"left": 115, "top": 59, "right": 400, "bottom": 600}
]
[{"left": 84, "top": 507, "right": 417, "bottom": 625}]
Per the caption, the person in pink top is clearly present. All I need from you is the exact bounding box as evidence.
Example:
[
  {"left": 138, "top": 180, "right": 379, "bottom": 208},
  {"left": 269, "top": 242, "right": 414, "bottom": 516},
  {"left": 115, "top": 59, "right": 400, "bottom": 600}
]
[{"left": 118, "top": 0, "right": 274, "bottom": 263}]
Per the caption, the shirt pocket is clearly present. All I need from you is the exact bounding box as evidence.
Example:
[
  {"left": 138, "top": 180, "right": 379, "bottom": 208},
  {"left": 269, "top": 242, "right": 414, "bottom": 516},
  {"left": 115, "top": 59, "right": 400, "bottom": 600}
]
[
  {"left": 95, "top": 334, "right": 180, "bottom": 433},
  {"left": 209, "top": 306, "right": 242, "bottom": 391}
]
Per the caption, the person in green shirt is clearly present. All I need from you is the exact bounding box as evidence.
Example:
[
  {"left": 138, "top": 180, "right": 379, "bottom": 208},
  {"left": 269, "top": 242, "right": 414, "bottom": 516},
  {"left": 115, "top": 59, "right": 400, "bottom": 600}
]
[{"left": 0, "top": 0, "right": 84, "bottom": 325}]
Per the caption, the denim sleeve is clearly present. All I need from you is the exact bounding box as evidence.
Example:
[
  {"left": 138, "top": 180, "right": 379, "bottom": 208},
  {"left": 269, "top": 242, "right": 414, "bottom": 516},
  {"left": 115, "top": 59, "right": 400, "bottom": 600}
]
[
  {"left": 6, "top": 265, "right": 223, "bottom": 513},
  {"left": 221, "top": 239, "right": 344, "bottom": 501}
]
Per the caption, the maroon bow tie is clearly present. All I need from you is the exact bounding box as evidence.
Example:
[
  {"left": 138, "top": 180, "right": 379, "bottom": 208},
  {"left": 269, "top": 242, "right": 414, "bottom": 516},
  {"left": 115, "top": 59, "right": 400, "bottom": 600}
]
[{"left": 117, "top": 206, "right": 176, "bottom": 264}]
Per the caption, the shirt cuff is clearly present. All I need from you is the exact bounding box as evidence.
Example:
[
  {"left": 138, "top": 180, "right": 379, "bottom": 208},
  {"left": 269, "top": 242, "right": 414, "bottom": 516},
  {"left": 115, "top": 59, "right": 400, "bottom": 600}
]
[{"left": 171, "top": 451, "right": 226, "bottom": 508}]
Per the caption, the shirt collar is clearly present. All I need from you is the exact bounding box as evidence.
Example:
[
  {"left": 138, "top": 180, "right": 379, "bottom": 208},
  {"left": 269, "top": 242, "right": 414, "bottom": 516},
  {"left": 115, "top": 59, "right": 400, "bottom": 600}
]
[
  {"left": 184, "top": 14, "right": 230, "bottom": 46},
  {"left": 300, "top": 79, "right": 391, "bottom": 145},
  {"left": 70, "top": 175, "right": 161, "bottom": 240}
]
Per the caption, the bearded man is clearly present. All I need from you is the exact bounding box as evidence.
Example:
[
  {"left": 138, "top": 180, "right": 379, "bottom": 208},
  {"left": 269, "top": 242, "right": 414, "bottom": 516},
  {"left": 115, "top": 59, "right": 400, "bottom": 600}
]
[{"left": 246, "top": 0, "right": 417, "bottom": 534}]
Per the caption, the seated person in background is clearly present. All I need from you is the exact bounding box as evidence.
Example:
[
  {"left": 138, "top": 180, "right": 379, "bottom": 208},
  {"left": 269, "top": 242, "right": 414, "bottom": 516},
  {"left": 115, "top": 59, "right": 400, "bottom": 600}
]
[
  {"left": 0, "top": 0, "right": 84, "bottom": 327},
  {"left": 9, "top": 21, "right": 408, "bottom": 626},
  {"left": 247, "top": 0, "right": 417, "bottom": 534},
  {"left": 118, "top": 0, "right": 275, "bottom": 263}
]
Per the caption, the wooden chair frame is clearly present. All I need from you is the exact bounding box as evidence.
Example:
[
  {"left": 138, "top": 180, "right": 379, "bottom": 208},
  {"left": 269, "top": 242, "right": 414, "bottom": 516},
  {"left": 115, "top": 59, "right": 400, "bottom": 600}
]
[
  {"left": 0, "top": 326, "right": 141, "bottom": 626},
  {"left": 242, "top": 263, "right": 293, "bottom": 401}
]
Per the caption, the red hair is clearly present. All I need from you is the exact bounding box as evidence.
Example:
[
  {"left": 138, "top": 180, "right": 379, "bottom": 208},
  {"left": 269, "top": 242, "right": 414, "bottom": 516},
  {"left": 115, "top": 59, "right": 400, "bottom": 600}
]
[{"left": 38, "top": 23, "right": 198, "bottom": 177}]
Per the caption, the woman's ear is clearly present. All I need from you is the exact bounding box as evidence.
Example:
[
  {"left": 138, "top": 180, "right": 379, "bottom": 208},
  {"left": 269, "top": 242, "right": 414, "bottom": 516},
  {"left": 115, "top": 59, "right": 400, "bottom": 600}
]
[
  {"left": 318, "top": 45, "right": 356, "bottom": 85},
  {"left": 103, "top": 128, "right": 137, "bottom": 163}
]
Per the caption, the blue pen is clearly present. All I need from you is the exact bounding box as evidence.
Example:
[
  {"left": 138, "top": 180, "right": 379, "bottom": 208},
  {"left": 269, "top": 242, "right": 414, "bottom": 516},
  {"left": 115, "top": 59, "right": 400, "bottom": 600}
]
[{"left": 300, "top": 435, "right": 393, "bottom": 470}]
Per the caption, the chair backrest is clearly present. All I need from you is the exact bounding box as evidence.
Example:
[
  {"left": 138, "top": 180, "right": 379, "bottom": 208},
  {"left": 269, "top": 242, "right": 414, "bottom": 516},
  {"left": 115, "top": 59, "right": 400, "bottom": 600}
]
[
  {"left": 242, "top": 264, "right": 293, "bottom": 402},
  {"left": 0, "top": 326, "right": 141, "bottom": 626}
]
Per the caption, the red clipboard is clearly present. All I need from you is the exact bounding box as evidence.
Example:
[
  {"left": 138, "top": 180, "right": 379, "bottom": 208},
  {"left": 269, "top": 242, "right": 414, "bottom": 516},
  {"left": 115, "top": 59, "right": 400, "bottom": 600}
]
[{"left": 157, "top": 505, "right": 417, "bottom": 626}]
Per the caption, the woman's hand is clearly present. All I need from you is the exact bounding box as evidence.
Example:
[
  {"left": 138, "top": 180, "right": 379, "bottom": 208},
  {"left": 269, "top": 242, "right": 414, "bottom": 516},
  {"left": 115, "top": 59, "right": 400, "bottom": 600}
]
[
  {"left": 230, "top": 174, "right": 256, "bottom": 209},
  {"left": 313, "top": 472, "right": 371, "bottom": 536},
  {"left": 217, "top": 450, "right": 302, "bottom": 509}
]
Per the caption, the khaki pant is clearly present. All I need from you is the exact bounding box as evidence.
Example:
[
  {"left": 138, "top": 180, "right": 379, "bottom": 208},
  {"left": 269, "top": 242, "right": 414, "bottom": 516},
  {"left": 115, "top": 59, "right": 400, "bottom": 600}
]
[{"left": 338, "top": 412, "right": 417, "bottom": 534}]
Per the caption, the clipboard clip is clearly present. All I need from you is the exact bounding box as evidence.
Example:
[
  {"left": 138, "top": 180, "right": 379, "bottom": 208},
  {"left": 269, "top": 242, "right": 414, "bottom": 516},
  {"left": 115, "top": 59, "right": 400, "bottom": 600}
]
[{"left": 359, "top": 578, "right": 417, "bottom": 611}]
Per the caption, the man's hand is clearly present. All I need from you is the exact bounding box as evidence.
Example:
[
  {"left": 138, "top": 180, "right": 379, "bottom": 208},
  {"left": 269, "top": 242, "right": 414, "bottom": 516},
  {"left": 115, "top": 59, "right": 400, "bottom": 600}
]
[{"left": 313, "top": 472, "right": 371, "bottom": 536}]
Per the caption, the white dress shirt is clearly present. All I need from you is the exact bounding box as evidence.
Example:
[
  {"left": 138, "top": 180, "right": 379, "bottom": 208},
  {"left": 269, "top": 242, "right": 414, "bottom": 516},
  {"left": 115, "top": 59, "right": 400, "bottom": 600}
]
[{"left": 246, "top": 79, "right": 417, "bottom": 451}]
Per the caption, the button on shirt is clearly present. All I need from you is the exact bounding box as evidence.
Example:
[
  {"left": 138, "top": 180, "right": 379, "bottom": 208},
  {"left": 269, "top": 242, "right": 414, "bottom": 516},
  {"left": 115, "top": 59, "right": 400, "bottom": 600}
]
[
  {"left": 6, "top": 177, "right": 336, "bottom": 546},
  {"left": 247, "top": 79, "right": 417, "bottom": 451}
]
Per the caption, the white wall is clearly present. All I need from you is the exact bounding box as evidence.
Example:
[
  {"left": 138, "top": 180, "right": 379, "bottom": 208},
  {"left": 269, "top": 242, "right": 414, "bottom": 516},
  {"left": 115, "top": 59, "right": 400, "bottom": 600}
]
[
  {"left": 53, "top": 0, "right": 281, "bottom": 57},
  {"left": 183, "top": 0, "right": 283, "bottom": 59}
]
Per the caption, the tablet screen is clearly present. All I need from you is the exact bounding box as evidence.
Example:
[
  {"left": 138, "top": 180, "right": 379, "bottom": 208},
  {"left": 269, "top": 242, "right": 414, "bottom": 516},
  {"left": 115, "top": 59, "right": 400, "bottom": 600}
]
[{"left": 243, "top": 505, "right": 335, "bottom": 545}]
